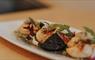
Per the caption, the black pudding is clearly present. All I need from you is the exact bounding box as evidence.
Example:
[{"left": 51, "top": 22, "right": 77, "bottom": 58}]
[
  {"left": 39, "top": 33, "right": 67, "bottom": 51},
  {"left": 39, "top": 22, "right": 44, "bottom": 28}
]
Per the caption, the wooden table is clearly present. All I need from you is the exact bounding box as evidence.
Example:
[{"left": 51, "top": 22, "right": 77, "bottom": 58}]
[{"left": 0, "top": 0, "right": 95, "bottom": 60}]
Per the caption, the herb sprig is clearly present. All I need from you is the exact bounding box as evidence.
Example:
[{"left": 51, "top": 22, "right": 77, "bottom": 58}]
[{"left": 84, "top": 27, "right": 95, "bottom": 44}]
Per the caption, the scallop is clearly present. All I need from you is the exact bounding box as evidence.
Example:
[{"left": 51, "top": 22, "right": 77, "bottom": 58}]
[
  {"left": 66, "top": 44, "right": 93, "bottom": 58},
  {"left": 19, "top": 24, "right": 30, "bottom": 35},
  {"left": 36, "top": 26, "right": 56, "bottom": 43},
  {"left": 67, "top": 36, "right": 81, "bottom": 47}
]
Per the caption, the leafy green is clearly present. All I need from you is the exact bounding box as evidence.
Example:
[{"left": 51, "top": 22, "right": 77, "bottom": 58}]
[
  {"left": 48, "top": 24, "right": 74, "bottom": 38},
  {"left": 84, "top": 27, "right": 95, "bottom": 36},
  {"left": 84, "top": 27, "right": 95, "bottom": 44},
  {"left": 28, "top": 17, "right": 36, "bottom": 25},
  {"left": 28, "top": 17, "right": 42, "bottom": 29},
  {"left": 49, "top": 24, "right": 70, "bottom": 31}
]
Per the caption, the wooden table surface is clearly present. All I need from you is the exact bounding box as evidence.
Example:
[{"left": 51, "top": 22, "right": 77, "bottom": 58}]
[{"left": 0, "top": 0, "right": 95, "bottom": 60}]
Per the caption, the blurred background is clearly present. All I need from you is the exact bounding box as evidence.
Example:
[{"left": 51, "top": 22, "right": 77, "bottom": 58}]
[
  {"left": 0, "top": 0, "right": 95, "bottom": 29},
  {"left": 0, "top": 0, "right": 48, "bottom": 13}
]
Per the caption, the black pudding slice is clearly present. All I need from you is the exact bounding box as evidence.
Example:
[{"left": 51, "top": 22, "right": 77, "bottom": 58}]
[
  {"left": 39, "top": 22, "right": 49, "bottom": 28},
  {"left": 39, "top": 22, "right": 44, "bottom": 28},
  {"left": 39, "top": 33, "right": 67, "bottom": 51}
]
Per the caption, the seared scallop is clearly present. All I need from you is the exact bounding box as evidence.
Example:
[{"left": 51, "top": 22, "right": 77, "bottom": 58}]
[
  {"left": 36, "top": 26, "right": 56, "bottom": 43},
  {"left": 67, "top": 44, "right": 93, "bottom": 58}
]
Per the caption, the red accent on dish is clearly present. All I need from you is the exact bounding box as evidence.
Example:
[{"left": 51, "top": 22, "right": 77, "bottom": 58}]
[{"left": 58, "top": 33, "right": 70, "bottom": 44}]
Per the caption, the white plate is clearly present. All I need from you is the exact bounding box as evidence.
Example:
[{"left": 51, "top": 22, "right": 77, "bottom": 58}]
[{"left": 0, "top": 20, "right": 80, "bottom": 60}]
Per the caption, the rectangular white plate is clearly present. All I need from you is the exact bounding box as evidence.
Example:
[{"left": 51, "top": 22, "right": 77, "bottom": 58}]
[{"left": 0, "top": 20, "right": 80, "bottom": 60}]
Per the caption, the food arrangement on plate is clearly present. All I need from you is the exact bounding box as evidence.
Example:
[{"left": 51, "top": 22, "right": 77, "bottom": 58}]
[{"left": 15, "top": 17, "right": 95, "bottom": 60}]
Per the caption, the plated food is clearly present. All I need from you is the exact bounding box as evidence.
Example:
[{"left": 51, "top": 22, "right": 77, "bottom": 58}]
[{"left": 15, "top": 17, "right": 95, "bottom": 60}]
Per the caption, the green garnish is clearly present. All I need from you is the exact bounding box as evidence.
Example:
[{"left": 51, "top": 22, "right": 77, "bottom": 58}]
[
  {"left": 49, "top": 24, "right": 70, "bottom": 31},
  {"left": 49, "top": 24, "right": 74, "bottom": 38},
  {"left": 84, "top": 27, "right": 95, "bottom": 44},
  {"left": 28, "top": 17, "right": 42, "bottom": 29},
  {"left": 28, "top": 17, "right": 36, "bottom": 26}
]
